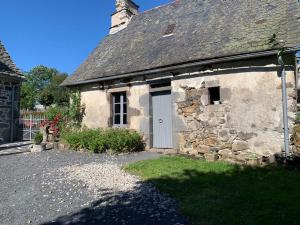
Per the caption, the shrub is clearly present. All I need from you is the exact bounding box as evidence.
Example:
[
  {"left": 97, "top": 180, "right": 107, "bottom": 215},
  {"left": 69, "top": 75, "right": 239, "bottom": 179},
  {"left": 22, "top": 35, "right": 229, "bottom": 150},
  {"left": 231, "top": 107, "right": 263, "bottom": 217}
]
[
  {"left": 105, "top": 129, "right": 144, "bottom": 153},
  {"left": 34, "top": 132, "right": 43, "bottom": 145},
  {"left": 44, "top": 107, "right": 68, "bottom": 134},
  {"left": 68, "top": 92, "right": 85, "bottom": 127},
  {"left": 61, "top": 128, "right": 144, "bottom": 154},
  {"left": 296, "top": 113, "right": 300, "bottom": 124},
  {"left": 61, "top": 129, "right": 106, "bottom": 153},
  {"left": 42, "top": 93, "right": 85, "bottom": 139},
  {"left": 45, "top": 107, "right": 68, "bottom": 121},
  {"left": 87, "top": 133, "right": 107, "bottom": 153}
]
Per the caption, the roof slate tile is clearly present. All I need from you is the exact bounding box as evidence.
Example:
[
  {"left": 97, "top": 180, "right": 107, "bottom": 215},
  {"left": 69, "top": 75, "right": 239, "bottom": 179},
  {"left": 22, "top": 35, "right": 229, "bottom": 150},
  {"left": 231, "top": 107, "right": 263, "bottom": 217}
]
[
  {"left": 0, "top": 41, "right": 24, "bottom": 80},
  {"left": 63, "top": 0, "right": 300, "bottom": 86}
]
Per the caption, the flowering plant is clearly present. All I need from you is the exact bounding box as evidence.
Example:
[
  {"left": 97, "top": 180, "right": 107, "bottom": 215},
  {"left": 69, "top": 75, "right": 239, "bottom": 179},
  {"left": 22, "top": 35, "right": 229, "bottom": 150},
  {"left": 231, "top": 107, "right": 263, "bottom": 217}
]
[{"left": 41, "top": 113, "right": 66, "bottom": 138}]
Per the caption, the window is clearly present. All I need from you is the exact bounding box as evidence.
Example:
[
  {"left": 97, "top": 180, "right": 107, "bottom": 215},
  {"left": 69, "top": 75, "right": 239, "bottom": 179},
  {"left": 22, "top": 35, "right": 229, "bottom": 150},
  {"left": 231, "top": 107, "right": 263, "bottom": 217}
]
[
  {"left": 150, "top": 81, "right": 171, "bottom": 89},
  {"left": 208, "top": 87, "right": 221, "bottom": 105},
  {"left": 163, "top": 24, "right": 176, "bottom": 36},
  {"left": 112, "top": 92, "right": 127, "bottom": 126}
]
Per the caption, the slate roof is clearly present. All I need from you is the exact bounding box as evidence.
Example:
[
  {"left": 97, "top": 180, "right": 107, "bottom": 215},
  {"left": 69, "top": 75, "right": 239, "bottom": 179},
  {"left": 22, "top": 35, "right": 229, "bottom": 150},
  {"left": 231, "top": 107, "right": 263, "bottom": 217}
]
[
  {"left": 63, "top": 0, "right": 300, "bottom": 86},
  {"left": 0, "top": 41, "right": 24, "bottom": 80}
]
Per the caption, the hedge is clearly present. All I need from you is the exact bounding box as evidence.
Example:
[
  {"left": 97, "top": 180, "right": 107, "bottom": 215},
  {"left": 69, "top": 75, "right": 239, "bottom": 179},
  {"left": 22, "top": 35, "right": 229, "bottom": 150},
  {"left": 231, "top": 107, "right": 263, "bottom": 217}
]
[{"left": 61, "top": 128, "right": 145, "bottom": 154}]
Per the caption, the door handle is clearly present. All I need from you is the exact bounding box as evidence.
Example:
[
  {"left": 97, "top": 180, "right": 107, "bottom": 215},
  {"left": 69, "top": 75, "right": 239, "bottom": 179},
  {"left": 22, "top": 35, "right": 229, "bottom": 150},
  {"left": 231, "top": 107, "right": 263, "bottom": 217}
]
[{"left": 159, "top": 119, "right": 163, "bottom": 124}]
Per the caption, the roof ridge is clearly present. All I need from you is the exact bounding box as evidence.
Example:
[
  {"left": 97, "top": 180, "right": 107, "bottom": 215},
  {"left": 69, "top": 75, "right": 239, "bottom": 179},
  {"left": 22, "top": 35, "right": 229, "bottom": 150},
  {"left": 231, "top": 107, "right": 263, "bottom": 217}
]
[{"left": 139, "top": 0, "right": 177, "bottom": 15}]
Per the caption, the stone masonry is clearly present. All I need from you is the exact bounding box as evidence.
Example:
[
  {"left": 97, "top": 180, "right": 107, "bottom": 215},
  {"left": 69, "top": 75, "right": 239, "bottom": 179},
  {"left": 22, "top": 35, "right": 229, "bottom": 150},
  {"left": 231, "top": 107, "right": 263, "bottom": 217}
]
[
  {"left": 176, "top": 85, "right": 260, "bottom": 164},
  {"left": 0, "top": 41, "right": 24, "bottom": 143},
  {"left": 172, "top": 59, "right": 296, "bottom": 164},
  {"left": 0, "top": 83, "right": 20, "bottom": 143},
  {"left": 0, "top": 84, "right": 13, "bottom": 143}
]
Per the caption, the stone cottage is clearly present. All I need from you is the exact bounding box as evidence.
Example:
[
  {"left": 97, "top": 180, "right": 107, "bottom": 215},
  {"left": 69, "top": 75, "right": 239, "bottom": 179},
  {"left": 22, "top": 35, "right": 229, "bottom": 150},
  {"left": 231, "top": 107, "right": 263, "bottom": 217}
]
[
  {"left": 62, "top": 0, "right": 300, "bottom": 162},
  {"left": 0, "top": 41, "right": 24, "bottom": 143}
]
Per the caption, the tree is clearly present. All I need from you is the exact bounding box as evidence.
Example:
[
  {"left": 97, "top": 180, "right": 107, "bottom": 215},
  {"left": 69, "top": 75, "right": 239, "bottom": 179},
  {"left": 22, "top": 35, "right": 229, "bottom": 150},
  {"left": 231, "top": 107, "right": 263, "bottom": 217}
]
[
  {"left": 39, "top": 87, "right": 55, "bottom": 108},
  {"left": 20, "top": 65, "right": 69, "bottom": 110},
  {"left": 20, "top": 83, "right": 36, "bottom": 110}
]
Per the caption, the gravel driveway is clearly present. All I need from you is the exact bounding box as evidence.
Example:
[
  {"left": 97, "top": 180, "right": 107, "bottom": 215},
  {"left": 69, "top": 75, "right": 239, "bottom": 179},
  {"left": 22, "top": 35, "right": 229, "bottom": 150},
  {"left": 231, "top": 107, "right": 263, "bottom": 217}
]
[{"left": 0, "top": 150, "right": 187, "bottom": 225}]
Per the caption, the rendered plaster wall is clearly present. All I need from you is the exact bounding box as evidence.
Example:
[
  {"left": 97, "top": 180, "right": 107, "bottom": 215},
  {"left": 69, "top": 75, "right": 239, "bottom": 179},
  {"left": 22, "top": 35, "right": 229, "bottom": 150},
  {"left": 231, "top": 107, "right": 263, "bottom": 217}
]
[
  {"left": 172, "top": 59, "right": 296, "bottom": 161},
  {"left": 80, "top": 83, "right": 151, "bottom": 147},
  {"left": 127, "top": 84, "right": 151, "bottom": 146},
  {"left": 80, "top": 84, "right": 110, "bottom": 128}
]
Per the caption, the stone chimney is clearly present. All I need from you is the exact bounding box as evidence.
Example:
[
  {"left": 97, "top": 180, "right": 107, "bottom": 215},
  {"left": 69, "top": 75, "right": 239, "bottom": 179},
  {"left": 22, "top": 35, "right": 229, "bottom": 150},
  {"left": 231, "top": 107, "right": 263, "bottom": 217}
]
[{"left": 110, "top": 0, "right": 139, "bottom": 34}]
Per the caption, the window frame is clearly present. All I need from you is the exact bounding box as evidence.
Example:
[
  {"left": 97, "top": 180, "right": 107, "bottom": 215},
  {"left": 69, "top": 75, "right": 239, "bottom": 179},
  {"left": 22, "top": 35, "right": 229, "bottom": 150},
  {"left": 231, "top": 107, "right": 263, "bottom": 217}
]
[{"left": 112, "top": 92, "right": 127, "bottom": 127}]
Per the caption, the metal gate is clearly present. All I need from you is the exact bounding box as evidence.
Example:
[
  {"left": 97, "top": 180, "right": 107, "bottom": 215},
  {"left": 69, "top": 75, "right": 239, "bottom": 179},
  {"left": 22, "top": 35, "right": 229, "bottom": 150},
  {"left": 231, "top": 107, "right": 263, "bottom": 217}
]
[
  {"left": 152, "top": 91, "right": 173, "bottom": 149},
  {"left": 19, "top": 112, "right": 45, "bottom": 141}
]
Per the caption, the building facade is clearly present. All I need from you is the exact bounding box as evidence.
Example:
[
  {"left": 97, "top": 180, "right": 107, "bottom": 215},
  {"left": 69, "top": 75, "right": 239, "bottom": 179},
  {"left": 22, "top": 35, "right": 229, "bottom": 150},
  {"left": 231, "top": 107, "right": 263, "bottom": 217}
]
[
  {"left": 62, "top": 0, "right": 300, "bottom": 162},
  {"left": 0, "top": 41, "right": 24, "bottom": 143}
]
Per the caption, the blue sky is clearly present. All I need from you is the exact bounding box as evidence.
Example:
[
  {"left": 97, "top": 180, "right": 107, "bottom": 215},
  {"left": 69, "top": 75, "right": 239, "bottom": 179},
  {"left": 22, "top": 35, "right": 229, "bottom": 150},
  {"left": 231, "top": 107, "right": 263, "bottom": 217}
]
[{"left": 0, "top": 0, "right": 171, "bottom": 74}]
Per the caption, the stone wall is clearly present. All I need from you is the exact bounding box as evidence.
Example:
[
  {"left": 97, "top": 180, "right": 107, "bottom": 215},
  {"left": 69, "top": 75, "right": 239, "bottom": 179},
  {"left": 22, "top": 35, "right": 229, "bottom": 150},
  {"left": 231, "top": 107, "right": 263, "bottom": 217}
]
[
  {"left": 0, "top": 82, "right": 20, "bottom": 143},
  {"left": 172, "top": 59, "right": 296, "bottom": 164}
]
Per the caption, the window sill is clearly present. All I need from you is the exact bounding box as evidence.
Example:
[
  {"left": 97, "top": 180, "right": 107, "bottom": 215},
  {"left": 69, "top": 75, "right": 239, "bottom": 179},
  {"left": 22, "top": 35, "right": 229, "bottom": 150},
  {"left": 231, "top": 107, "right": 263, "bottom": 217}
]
[{"left": 112, "top": 125, "right": 128, "bottom": 128}]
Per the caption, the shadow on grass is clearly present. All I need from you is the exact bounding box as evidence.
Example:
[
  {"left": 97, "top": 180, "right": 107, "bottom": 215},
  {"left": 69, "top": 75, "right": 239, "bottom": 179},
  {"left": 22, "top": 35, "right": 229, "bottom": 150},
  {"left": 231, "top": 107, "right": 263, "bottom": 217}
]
[
  {"left": 41, "top": 159, "right": 300, "bottom": 225},
  {"left": 143, "top": 164, "right": 300, "bottom": 225}
]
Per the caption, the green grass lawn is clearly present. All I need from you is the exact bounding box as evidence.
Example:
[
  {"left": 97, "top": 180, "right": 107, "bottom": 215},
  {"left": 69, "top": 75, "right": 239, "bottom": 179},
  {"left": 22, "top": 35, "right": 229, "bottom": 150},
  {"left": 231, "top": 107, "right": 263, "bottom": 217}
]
[{"left": 124, "top": 156, "right": 300, "bottom": 225}]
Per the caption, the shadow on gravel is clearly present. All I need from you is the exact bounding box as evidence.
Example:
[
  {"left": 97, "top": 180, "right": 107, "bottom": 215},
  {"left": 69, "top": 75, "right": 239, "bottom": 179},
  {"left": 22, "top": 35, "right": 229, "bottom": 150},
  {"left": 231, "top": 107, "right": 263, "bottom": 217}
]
[{"left": 40, "top": 181, "right": 187, "bottom": 225}]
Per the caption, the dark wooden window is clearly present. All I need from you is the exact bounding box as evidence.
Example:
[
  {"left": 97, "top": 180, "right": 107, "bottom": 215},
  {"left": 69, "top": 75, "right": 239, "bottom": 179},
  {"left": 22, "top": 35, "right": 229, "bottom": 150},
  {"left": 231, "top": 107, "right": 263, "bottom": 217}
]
[
  {"left": 150, "top": 81, "right": 171, "bottom": 89},
  {"left": 163, "top": 24, "right": 176, "bottom": 36},
  {"left": 208, "top": 87, "right": 221, "bottom": 105},
  {"left": 112, "top": 92, "right": 127, "bottom": 126}
]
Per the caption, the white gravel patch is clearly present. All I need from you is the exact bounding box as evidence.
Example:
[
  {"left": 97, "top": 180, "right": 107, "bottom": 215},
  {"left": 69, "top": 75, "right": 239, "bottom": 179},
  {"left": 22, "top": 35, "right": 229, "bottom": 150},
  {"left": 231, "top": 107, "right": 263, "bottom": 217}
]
[
  {"left": 0, "top": 150, "right": 187, "bottom": 225},
  {"left": 59, "top": 163, "right": 140, "bottom": 195}
]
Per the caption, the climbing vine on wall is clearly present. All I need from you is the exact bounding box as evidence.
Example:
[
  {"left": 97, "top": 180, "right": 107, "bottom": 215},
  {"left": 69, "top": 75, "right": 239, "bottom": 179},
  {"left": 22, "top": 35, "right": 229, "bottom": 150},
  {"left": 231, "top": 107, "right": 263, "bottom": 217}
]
[{"left": 68, "top": 91, "right": 85, "bottom": 127}]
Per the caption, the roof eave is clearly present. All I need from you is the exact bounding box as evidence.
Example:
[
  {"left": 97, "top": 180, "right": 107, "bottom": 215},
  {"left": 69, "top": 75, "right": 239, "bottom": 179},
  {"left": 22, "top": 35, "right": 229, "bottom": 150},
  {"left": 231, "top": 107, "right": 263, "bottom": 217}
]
[
  {"left": 0, "top": 72, "right": 26, "bottom": 82},
  {"left": 62, "top": 47, "right": 300, "bottom": 87}
]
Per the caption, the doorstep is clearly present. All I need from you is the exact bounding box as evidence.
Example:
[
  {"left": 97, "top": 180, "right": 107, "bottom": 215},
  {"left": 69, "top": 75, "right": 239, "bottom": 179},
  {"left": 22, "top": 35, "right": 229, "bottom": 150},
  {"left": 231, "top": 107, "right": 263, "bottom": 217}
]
[
  {"left": 0, "top": 141, "right": 32, "bottom": 151},
  {"left": 0, "top": 141, "right": 32, "bottom": 156},
  {"left": 0, "top": 148, "right": 30, "bottom": 156},
  {"left": 148, "top": 148, "right": 178, "bottom": 155}
]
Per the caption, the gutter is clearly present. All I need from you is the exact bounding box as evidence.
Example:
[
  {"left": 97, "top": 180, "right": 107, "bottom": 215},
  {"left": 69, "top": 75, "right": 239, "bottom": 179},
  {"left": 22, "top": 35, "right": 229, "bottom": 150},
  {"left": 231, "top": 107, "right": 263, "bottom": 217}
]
[{"left": 62, "top": 47, "right": 300, "bottom": 87}]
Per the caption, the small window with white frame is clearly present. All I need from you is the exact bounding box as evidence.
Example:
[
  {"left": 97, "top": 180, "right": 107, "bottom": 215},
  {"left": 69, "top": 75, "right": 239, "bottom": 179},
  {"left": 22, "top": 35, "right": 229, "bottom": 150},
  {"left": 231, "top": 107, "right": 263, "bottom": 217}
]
[{"left": 112, "top": 92, "right": 127, "bottom": 126}]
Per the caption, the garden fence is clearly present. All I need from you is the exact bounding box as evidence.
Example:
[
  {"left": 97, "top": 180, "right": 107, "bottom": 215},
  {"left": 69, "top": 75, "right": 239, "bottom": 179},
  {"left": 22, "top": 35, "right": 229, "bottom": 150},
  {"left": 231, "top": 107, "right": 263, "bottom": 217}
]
[{"left": 19, "top": 111, "right": 45, "bottom": 141}]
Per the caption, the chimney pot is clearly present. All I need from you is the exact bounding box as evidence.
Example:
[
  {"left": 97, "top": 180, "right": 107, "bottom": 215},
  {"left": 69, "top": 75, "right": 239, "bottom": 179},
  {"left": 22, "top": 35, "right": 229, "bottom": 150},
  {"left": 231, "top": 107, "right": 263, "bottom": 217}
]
[{"left": 110, "top": 0, "right": 139, "bottom": 34}]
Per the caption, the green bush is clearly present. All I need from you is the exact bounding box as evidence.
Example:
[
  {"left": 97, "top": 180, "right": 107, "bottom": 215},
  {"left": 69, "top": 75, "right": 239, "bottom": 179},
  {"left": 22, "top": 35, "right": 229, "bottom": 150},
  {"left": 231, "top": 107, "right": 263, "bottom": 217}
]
[
  {"left": 296, "top": 113, "right": 300, "bottom": 124},
  {"left": 105, "top": 129, "right": 144, "bottom": 153},
  {"left": 45, "top": 106, "right": 68, "bottom": 121},
  {"left": 44, "top": 94, "right": 85, "bottom": 134},
  {"left": 61, "top": 128, "right": 144, "bottom": 154},
  {"left": 68, "top": 92, "right": 85, "bottom": 127},
  {"left": 34, "top": 132, "right": 43, "bottom": 145}
]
